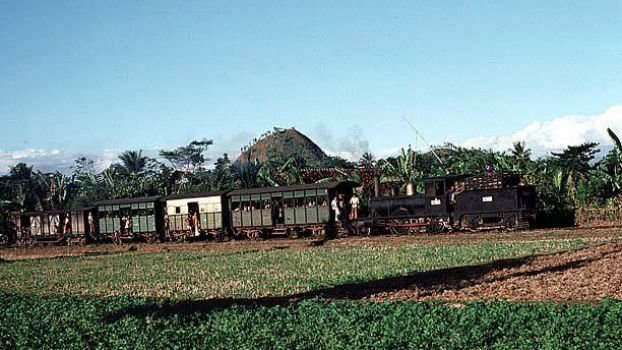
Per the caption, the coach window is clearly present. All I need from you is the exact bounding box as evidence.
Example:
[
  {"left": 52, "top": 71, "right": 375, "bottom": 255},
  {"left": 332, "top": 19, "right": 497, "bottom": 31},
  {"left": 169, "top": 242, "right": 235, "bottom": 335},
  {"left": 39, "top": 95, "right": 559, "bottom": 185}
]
[
  {"left": 241, "top": 195, "right": 251, "bottom": 212},
  {"left": 261, "top": 194, "right": 271, "bottom": 209},
  {"left": 144, "top": 206, "right": 154, "bottom": 217},
  {"left": 295, "top": 196, "right": 305, "bottom": 208},
  {"left": 231, "top": 198, "right": 240, "bottom": 212},
  {"left": 283, "top": 192, "right": 295, "bottom": 208},
  {"left": 317, "top": 189, "right": 329, "bottom": 206},
  {"left": 305, "top": 190, "right": 317, "bottom": 207},
  {"left": 251, "top": 197, "right": 261, "bottom": 211}
]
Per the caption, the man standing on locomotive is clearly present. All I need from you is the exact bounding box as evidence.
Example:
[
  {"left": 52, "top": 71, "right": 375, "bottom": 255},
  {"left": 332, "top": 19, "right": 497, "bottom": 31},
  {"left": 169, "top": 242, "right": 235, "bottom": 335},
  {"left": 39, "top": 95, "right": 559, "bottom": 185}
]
[{"left": 446, "top": 185, "right": 458, "bottom": 226}]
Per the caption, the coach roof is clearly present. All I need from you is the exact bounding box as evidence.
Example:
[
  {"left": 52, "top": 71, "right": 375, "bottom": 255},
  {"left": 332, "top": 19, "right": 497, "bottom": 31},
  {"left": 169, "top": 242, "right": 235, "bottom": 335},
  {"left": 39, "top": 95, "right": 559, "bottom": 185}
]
[
  {"left": 163, "top": 190, "right": 229, "bottom": 201},
  {"left": 95, "top": 195, "right": 163, "bottom": 206},
  {"left": 228, "top": 181, "right": 359, "bottom": 196}
]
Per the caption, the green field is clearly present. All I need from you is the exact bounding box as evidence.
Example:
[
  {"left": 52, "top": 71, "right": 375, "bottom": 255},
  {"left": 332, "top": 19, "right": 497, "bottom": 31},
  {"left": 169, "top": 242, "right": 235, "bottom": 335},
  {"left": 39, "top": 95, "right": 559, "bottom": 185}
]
[
  {"left": 0, "top": 240, "right": 588, "bottom": 299},
  {"left": 1, "top": 236, "right": 621, "bottom": 349},
  {"left": 1, "top": 293, "right": 622, "bottom": 350}
]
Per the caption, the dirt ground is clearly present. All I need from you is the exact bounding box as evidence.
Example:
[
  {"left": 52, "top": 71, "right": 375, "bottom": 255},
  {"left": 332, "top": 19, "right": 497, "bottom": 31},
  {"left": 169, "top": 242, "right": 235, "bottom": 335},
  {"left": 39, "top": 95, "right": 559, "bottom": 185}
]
[
  {"left": 366, "top": 241, "right": 622, "bottom": 302},
  {"left": 3, "top": 227, "right": 622, "bottom": 302},
  {"left": 2, "top": 226, "right": 622, "bottom": 261}
]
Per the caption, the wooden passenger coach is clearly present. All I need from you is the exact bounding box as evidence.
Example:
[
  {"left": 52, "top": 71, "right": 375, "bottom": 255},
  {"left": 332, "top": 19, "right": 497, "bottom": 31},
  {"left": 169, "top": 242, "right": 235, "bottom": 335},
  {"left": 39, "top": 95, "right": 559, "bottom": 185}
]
[
  {"left": 95, "top": 196, "right": 163, "bottom": 243},
  {"left": 9, "top": 207, "right": 97, "bottom": 246},
  {"left": 162, "top": 190, "right": 228, "bottom": 241},
  {"left": 227, "top": 181, "right": 358, "bottom": 238}
]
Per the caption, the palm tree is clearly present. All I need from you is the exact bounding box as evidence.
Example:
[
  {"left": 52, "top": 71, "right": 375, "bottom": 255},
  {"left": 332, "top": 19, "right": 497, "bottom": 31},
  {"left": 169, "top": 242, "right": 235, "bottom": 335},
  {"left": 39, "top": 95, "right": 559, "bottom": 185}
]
[
  {"left": 358, "top": 152, "right": 376, "bottom": 169},
  {"left": 118, "top": 150, "right": 148, "bottom": 176},
  {"left": 511, "top": 141, "right": 532, "bottom": 173}
]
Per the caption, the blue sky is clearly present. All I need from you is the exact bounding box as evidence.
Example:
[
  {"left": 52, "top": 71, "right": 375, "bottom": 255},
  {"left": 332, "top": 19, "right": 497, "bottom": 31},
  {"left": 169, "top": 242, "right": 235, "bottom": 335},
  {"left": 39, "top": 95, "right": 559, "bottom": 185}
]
[{"left": 1, "top": 1, "right": 621, "bottom": 171}]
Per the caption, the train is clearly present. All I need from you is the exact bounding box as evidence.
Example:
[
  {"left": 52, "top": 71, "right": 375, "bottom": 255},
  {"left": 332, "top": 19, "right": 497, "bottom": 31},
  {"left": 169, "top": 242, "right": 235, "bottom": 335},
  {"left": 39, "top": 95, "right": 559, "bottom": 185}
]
[{"left": 2, "top": 173, "right": 536, "bottom": 246}]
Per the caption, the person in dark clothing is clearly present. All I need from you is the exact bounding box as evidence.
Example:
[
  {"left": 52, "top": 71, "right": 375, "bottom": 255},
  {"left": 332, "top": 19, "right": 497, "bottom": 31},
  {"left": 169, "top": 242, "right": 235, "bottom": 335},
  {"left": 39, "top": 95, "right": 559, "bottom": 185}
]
[
  {"left": 446, "top": 185, "right": 457, "bottom": 226},
  {"left": 271, "top": 199, "right": 281, "bottom": 225}
]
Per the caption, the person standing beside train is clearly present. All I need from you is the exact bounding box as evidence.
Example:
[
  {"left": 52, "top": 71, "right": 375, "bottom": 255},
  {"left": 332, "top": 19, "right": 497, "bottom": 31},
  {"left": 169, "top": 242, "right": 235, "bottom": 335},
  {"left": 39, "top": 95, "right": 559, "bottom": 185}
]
[
  {"left": 331, "top": 195, "right": 341, "bottom": 222},
  {"left": 349, "top": 194, "right": 360, "bottom": 220},
  {"left": 125, "top": 215, "right": 133, "bottom": 236},
  {"left": 87, "top": 212, "right": 95, "bottom": 235},
  {"left": 192, "top": 210, "right": 200, "bottom": 236}
]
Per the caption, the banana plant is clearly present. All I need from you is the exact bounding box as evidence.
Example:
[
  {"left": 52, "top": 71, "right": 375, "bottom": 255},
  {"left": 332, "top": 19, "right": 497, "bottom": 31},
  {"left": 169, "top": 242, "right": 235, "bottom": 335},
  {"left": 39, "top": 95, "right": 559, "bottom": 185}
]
[{"left": 379, "top": 146, "right": 423, "bottom": 194}]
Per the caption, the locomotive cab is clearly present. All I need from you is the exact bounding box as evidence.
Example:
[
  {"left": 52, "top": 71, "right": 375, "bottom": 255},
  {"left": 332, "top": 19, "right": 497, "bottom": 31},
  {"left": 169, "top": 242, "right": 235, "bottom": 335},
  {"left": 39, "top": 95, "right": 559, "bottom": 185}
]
[{"left": 423, "top": 175, "right": 471, "bottom": 218}]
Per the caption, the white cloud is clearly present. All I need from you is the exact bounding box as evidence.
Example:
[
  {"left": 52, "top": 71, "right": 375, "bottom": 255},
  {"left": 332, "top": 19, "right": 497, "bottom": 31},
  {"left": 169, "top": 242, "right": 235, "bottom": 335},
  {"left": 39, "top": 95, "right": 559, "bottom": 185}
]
[
  {"left": 461, "top": 105, "right": 622, "bottom": 156},
  {"left": 0, "top": 148, "right": 121, "bottom": 174}
]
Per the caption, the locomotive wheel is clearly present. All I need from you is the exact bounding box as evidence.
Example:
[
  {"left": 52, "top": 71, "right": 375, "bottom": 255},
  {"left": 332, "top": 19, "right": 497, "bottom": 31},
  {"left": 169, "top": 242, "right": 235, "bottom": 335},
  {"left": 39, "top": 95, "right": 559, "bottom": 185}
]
[
  {"left": 504, "top": 215, "right": 517, "bottom": 231},
  {"left": 426, "top": 222, "right": 443, "bottom": 234},
  {"left": 0, "top": 234, "right": 8, "bottom": 246},
  {"left": 146, "top": 234, "right": 158, "bottom": 244},
  {"left": 390, "top": 220, "right": 410, "bottom": 235},
  {"left": 469, "top": 216, "right": 482, "bottom": 230}
]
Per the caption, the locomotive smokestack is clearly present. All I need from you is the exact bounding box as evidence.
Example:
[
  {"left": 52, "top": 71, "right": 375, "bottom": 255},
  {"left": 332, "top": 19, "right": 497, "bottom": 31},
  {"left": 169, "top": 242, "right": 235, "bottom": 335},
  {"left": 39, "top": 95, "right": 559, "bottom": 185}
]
[{"left": 406, "top": 182, "right": 415, "bottom": 196}]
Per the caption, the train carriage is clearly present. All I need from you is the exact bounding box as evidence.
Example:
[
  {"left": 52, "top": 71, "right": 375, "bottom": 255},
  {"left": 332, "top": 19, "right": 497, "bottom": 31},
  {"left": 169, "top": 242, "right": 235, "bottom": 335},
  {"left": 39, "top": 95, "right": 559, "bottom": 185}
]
[
  {"left": 227, "top": 181, "right": 358, "bottom": 238},
  {"left": 95, "top": 196, "right": 163, "bottom": 243},
  {"left": 9, "top": 207, "right": 97, "bottom": 246},
  {"left": 162, "top": 190, "right": 229, "bottom": 241}
]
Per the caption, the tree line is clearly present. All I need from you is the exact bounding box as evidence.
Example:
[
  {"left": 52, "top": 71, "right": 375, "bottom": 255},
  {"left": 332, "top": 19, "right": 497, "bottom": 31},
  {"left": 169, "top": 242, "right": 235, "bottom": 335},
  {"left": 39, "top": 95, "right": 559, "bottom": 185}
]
[{"left": 1, "top": 129, "right": 621, "bottom": 227}]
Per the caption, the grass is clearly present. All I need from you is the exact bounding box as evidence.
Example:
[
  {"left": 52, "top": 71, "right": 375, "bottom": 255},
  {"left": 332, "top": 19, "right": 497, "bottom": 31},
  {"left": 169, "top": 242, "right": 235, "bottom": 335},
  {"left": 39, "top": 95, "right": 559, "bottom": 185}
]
[
  {"left": 1, "top": 236, "right": 617, "bottom": 349},
  {"left": 1, "top": 293, "right": 622, "bottom": 350},
  {"left": 0, "top": 239, "right": 590, "bottom": 300}
]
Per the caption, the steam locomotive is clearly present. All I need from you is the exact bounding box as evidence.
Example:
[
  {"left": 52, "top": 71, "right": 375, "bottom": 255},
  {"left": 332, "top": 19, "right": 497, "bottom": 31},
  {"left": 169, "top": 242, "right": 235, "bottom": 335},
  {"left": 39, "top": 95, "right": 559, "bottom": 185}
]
[{"left": 3, "top": 173, "right": 536, "bottom": 245}]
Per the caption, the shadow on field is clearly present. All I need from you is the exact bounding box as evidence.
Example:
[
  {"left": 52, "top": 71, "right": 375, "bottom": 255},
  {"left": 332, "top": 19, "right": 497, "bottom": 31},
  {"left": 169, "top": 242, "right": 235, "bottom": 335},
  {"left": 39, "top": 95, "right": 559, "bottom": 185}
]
[{"left": 103, "top": 244, "right": 617, "bottom": 322}]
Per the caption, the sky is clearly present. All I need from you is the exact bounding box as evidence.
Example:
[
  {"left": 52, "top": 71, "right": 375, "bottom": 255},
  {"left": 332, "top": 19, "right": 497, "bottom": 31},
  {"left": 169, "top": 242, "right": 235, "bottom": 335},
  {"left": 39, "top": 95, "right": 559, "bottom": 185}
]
[{"left": 1, "top": 0, "right": 621, "bottom": 172}]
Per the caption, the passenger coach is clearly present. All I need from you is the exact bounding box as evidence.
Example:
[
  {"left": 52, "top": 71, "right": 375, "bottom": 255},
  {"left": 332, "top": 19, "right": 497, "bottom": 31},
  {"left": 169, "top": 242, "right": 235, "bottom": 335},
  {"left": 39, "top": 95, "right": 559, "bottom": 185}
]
[
  {"left": 227, "top": 181, "right": 358, "bottom": 238},
  {"left": 162, "top": 190, "right": 228, "bottom": 241},
  {"left": 9, "top": 207, "right": 96, "bottom": 245},
  {"left": 95, "top": 196, "right": 163, "bottom": 243}
]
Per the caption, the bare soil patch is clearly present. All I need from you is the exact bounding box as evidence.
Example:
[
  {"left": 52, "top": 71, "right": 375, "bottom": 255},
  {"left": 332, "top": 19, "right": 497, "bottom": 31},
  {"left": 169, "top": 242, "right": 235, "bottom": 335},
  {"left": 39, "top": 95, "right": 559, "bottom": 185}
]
[
  {"left": 2, "top": 226, "right": 622, "bottom": 261},
  {"left": 369, "top": 241, "right": 622, "bottom": 302}
]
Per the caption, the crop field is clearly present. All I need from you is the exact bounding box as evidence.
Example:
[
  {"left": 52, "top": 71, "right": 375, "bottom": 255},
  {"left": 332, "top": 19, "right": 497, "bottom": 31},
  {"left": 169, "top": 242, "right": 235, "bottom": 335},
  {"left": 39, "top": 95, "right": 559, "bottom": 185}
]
[{"left": 1, "top": 227, "right": 622, "bottom": 349}]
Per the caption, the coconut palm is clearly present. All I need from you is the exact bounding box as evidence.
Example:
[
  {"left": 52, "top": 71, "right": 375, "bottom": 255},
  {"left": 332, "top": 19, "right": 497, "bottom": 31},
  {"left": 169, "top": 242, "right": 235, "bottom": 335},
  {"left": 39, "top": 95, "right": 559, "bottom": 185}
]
[
  {"left": 358, "top": 152, "right": 376, "bottom": 169},
  {"left": 118, "top": 150, "right": 148, "bottom": 176}
]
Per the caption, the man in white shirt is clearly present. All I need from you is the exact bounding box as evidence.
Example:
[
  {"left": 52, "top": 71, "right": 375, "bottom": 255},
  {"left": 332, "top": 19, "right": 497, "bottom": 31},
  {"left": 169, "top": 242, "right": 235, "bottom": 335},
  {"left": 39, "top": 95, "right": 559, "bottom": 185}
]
[
  {"left": 349, "top": 194, "right": 360, "bottom": 220},
  {"left": 331, "top": 196, "right": 340, "bottom": 221}
]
